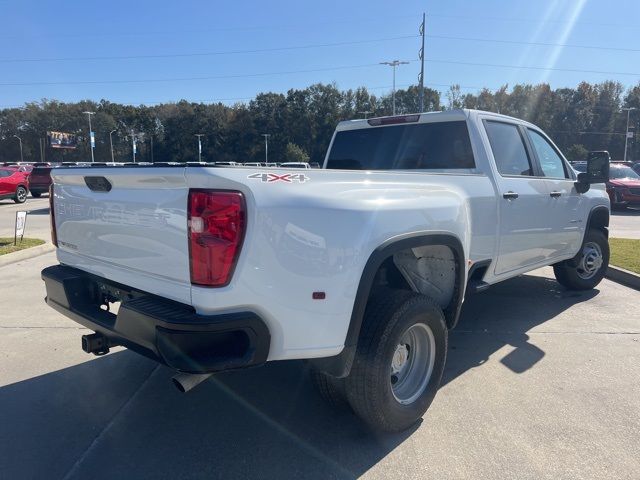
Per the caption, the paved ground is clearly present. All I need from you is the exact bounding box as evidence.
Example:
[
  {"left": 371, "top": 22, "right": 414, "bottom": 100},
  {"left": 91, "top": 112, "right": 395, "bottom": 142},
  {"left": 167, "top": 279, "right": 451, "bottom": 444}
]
[
  {"left": 1, "top": 251, "right": 639, "bottom": 480},
  {"left": 0, "top": 195, "right": 50, "bottom": 241},
  {"left": 610, "top": 207, "right": 640, "bottom": 239}
]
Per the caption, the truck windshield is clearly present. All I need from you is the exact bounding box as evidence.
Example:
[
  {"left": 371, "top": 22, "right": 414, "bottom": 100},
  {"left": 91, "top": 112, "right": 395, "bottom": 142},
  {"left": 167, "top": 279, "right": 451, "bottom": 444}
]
[{"left": 326, "top": 121, "right": 475, "bottom": 170}]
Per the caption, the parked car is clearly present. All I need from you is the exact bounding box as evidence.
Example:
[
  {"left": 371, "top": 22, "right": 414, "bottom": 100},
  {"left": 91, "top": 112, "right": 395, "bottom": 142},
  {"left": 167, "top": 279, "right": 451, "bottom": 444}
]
[
  {"left": 27, "top": 165, "right": 53, "bottom": 197},
  {"left": 42, "top": 109, "right": 610, "bottom": 432},
  {"left": 0, "top": 167, "right": 29, "bottom": 203},
  {"left": 607, "top": 163, "right": 640, "bottom": 208}
]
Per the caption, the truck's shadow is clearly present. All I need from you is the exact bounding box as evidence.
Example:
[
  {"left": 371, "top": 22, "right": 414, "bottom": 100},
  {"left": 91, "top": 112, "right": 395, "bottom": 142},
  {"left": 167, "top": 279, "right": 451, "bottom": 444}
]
[{"left": 0, "top": 272, "right": 598, "bottom": 479}]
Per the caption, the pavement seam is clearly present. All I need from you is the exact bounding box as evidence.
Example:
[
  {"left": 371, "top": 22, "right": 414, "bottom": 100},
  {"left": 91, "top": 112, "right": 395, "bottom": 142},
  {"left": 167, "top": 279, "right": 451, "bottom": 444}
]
[
  {"left": 0, "top": 325, "right": 87, "bottom": 330},
  {"left": 61, "top": 364, "right": 160, "bottom": 480},
  {"left": 454, "top": 330, "right": 640, "bottom": 335}
]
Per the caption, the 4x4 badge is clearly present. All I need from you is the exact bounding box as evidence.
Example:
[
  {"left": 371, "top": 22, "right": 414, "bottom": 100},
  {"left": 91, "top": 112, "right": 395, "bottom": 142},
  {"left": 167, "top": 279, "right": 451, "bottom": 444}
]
[{"left": 247, "top": 172, "right": 309, "bottom": 183}]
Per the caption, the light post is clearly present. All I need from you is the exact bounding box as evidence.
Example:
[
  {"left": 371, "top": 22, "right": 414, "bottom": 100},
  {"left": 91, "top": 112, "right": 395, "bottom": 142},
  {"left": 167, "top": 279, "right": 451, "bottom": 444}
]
[
  {"left": 83, "top": 111, "right": 96, "bottom": 162},
  {"left": 12, "top": 135, "right": 23, "bottom": 163},
  {"left": 195, "top": 134, "right": 204, "bottom": 162},
  {"left": 262, "top": 134, "right": 271, "bottom": 163},
  {"left": 623, "top": 107, "right": 636, "bottom": 162},
  {"left": 380, "top": 60, "right": 409, "bottom": 115},
  {"left": 109, "top": 129, "right": 116, "bottom": 163}
]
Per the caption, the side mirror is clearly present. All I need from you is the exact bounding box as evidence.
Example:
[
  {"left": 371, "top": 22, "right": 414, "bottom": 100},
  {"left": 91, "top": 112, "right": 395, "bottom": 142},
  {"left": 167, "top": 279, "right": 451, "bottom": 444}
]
[{"left": 575, "top": 151, "right": 610, "bottom": 193}]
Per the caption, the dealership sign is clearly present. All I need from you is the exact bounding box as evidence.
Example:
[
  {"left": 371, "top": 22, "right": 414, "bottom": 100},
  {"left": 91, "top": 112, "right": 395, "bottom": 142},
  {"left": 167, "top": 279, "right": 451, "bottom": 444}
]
[{"left": 48, "top": 131, "right": 79, "bottom": 149}]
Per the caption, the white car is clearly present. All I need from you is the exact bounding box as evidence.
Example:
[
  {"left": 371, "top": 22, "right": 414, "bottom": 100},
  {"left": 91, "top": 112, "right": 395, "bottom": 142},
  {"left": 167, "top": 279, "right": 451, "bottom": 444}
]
[{"left": 42, "top": 109, "right": 610, "bottom": 432}]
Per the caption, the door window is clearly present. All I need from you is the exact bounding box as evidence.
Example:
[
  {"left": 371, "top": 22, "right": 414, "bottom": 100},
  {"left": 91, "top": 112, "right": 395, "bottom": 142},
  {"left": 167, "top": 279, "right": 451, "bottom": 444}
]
[
  {"left": 485, "top": 122, "right": 533, "bottom": 176},
  {"left": 527, "top": 129, "right": 569, "bottom": 179}
]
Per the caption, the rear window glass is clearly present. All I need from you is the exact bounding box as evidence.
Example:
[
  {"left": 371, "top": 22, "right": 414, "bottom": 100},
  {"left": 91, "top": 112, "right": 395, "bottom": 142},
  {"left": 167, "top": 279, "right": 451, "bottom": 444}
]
[{"left": 326, "top": 121, "right": 475, "bottom": 170}]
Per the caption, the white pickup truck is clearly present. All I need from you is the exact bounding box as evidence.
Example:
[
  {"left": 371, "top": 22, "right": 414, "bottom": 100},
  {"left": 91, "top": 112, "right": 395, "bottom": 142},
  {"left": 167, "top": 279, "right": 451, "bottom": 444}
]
[{"left": 42, "top": 109, "right": 610, "bottom": 432}]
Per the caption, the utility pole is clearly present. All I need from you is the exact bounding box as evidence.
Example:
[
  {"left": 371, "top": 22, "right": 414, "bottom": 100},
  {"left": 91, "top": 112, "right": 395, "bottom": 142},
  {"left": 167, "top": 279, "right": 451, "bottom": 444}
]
[
  {"left": 418, "top": 12, "right": 426, "bottom": 112},
  {"left": 83, "top": 111, "right": 96, "bottom": 162},
  {"left": 195, "top": 134, "right": 204, "bottom": 162},
  {"left": 262, "top": 134, "right": 271, "bottom": 163},
  {"left": 13, "top": 135, "right": 23, "bottom": 162},
  {"left": 623, "top": 107, "right": 636, "bottom": 162},
  {"left": 358, "top": 111, "right": 372, "bottom": 119},
  {"left": 129, "top": 130, "right": 138, "bottom": 163},
  {"left": 109, "top": 129, "right": 116, "bottom": 162},
  {"left": 150, "top": 135, "right": 154, "bottom": 163},
  {"left": 380, "top": 60, "right": 409, "bottom": 115}
]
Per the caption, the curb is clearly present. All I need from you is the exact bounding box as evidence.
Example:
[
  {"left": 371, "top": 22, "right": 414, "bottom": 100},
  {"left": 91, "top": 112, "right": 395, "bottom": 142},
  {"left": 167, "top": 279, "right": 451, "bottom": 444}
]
[
  {"left": 0, "top": 242, "right": 55, "bottom": 268},
  {"left": 605, "top": 265, "right": 640, "bottom": 291}
]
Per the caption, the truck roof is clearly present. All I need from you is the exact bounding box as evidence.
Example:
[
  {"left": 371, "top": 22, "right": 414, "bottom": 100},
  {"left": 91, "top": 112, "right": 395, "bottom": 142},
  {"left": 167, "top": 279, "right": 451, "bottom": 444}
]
[{"left": 335, "top": 109, "right": 536, "bottom": 132}]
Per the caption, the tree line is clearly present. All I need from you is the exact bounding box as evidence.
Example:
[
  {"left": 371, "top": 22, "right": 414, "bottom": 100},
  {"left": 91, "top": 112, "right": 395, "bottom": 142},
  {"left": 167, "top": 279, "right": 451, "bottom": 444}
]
[{"left": 1, "top": 80, "right": 639, "bottom": 165}]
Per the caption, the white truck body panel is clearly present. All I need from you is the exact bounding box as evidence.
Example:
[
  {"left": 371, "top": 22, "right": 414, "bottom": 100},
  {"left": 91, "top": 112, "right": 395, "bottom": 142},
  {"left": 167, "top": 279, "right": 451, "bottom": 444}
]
[{"left": 51, "top": 109, "right": 609, "bottom": 362}]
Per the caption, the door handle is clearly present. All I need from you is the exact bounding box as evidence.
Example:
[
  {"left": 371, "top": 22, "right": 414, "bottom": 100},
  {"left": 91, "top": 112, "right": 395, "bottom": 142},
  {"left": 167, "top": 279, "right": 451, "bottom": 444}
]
[
  {"left": 503, "top": 191, "right": 519, "bottom": 200},
  {"left": 550, "top": 191, "right": 562, "bottom": 198}
]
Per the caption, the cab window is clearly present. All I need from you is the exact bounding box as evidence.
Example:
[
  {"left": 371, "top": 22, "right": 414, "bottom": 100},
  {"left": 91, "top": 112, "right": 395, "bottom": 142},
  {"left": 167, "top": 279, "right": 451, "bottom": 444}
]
[
  {"left": 485, "top": 121, "right": 533, "bottom": 176},
  {"left": 527, "top": 129, "right": 569, "bottom": 179}
]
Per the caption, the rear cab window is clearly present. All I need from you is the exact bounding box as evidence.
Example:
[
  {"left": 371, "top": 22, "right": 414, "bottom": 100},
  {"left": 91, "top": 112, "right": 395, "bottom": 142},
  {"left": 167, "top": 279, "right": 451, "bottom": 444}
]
[
  {"left": 326, "top": 121, "right": 476, "bottom": 171},
  {"left": 484, "top": 121, "right": 533, "bottom": 177}
]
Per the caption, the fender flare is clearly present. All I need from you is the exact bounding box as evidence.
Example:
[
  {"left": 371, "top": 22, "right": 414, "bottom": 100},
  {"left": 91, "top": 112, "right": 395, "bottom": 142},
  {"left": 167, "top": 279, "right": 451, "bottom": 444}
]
[{"left": 309, "top": 232, "right": 466, "bottom": 378}]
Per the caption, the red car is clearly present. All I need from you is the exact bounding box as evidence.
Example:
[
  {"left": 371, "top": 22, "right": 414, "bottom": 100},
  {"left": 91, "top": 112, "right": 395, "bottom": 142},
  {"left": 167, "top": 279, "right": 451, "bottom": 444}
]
[
  {"left": 27, "top": 166, "right": 53, "bottom": 198},
  {"left": 0, "top": 167, "right": 29, "bottom": 203},
  {"left": 607, "top": 163, "right": 640, "bottom": 209}
]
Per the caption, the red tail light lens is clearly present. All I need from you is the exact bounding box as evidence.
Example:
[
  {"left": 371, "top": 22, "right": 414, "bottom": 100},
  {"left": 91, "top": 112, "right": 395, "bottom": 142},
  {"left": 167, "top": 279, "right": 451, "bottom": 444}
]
[
  {"left": 49, "top": 184, "right": 58, "bottom": 247},
  {"left": 188, "top": 190, "right": 246, "bottom": 287}
]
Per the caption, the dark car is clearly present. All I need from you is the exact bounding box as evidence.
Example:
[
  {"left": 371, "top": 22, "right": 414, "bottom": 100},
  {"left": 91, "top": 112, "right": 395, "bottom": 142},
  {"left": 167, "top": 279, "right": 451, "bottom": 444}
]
[
  {"left": 607, "top": 163, "right": 640, "bottom": 209},
  {"left": 0, "top": 167, "right": 29, "bottom": 203},
  {"left": 27, "top": 166, "right": 53, "bottom": 197}
]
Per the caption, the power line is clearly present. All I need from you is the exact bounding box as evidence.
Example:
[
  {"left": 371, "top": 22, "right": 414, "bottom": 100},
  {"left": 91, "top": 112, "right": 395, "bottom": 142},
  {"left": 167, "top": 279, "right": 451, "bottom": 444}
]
[
  {"left": 426, "top": 59, "right": 640, "bottom": 77},
  {"left": 0, "top": 61, "right": 415, "bottom": 87},
  {"left": 426, "top": 34, "right": 640, "bottom": 54},
  {"left": 427, "top": 13, "right": 639, "bottom": 29},
  {"left": 0, "top": 15, "right": 417, "bottom": 40},
  {"left": 0, "top": 34, "right": 419, "bottom": 64}
]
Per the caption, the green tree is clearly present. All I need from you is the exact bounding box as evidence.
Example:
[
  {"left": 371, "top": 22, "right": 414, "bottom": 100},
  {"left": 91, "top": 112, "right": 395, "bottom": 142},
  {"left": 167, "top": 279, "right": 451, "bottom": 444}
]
[{"left": 284, "top": 142, "right": 310, "bottom": 163}]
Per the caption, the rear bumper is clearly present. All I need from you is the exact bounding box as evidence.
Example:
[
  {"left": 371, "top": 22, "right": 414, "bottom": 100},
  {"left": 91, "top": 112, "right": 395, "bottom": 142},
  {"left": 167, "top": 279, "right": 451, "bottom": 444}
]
[{"left": 41, "top": 264, "right": 270, "bottom": 373}]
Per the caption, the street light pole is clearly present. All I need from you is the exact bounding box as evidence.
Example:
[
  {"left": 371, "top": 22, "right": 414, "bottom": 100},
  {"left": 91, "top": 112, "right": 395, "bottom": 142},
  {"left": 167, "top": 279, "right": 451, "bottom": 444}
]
[
  {"left": 109, "top": 129, "right": 116, "bottom": 163},
  {"left": 83, "top": 111, "right": 96, "bottom": 162},
  {"left": 12, "top": 135, "right": 23, "bottom": 163},
  {"left": 380, "top": 60, "right": 409, "bottom": 115},
  {"left": 195, "top": 134, "right": 204, "bottom": 162},
  {"left": 623, "top": 107, "right": 636, "bottom": 162},
  {"left": 262, "top": 134, "right": 271, "bottom": 163}
]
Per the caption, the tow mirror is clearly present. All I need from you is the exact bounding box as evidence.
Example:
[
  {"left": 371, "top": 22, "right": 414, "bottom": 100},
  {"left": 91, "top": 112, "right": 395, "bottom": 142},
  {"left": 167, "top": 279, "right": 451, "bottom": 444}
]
[{"left": 575, "top": 151, "right": 610, "bottom": 194}]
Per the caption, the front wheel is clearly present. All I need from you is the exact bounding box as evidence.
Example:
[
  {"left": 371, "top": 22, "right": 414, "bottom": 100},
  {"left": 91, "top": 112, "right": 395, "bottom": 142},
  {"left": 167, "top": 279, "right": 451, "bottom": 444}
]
[
  {"left": 14, "top": 186, "right": 27, "bottom": 204},
  {"left": 345, "top": 289, "right": 447, "bottom": 432},
  {"left": 554, "top": 229, "right": 609, "bottom": 290}
]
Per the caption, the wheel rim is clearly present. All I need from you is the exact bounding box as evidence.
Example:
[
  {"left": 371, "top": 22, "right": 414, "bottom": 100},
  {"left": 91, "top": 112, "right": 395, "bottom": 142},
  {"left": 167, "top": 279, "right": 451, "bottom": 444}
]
[
  {"left": 17, "top": 187, "right": 26, "bottom": 202},
  {"left": 577, "top": 241, "right": 603, "bottom": 280},
  {"left": 390, "top": 323, "right": 436, "bottom": 405}
]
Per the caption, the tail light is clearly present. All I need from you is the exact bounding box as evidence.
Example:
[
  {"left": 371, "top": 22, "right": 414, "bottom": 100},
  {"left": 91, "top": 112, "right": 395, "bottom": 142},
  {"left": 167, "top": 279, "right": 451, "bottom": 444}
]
[
  {"left": 188, "top": 190, "right": 246, "bottom": 287},
  {"left": 49, "top": 184, "right": 58, "bottom": 247}
]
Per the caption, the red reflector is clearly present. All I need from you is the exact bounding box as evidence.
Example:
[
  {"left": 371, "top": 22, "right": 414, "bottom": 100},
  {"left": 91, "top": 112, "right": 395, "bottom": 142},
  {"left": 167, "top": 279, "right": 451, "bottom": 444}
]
[
  {"left": 188, "top": 190, "right": 246, "bottom": 287},
  {"left": 49, "top": 184, "right": 58, "bottom": 247},
  {"left": 367, "top": 114, "right": 420, "bottom": 126}
]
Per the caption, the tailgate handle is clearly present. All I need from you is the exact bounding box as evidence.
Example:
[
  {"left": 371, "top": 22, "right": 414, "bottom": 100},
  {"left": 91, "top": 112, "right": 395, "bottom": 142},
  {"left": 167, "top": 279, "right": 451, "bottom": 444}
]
[{"left": 84, "top": 176, "right": 112, "bottom": 192}]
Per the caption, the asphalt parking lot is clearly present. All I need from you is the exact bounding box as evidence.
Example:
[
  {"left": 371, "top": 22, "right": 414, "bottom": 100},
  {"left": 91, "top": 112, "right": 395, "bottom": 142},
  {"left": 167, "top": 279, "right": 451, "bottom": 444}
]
[{"left": 0, "top": 199, "right": 639, "bottom": 479}]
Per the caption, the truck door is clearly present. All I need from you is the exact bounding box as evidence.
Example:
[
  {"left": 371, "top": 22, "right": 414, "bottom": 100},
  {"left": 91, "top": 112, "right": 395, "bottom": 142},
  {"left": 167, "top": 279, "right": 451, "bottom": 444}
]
[
  {"left": 483, "top": 120, "right": 550, "bottom": 275},
  {"left": 524, "top": 128, "right": 585, "bottom": 261}
]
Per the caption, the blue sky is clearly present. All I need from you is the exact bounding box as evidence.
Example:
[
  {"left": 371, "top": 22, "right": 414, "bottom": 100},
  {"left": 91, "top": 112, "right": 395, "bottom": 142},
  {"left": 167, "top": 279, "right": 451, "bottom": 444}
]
[{"left": 1, "top": 0, "right": 639, "bottom": 108}]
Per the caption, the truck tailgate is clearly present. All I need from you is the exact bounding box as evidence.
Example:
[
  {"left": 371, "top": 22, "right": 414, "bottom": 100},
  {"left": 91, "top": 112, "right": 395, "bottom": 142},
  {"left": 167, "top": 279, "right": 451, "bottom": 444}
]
[{"left": 52, "top": 168, "right": 190, "bottom": 297}]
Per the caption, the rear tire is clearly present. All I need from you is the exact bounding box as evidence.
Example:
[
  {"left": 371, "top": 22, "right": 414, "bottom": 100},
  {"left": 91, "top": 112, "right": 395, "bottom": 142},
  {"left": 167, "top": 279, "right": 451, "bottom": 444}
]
[
  {"left": 310, "top": 369, "right": 349, "bottom": 410},
  {"left": 31, "top": 191, "right": 41, "bottom": 198},
  {"left": 344, "top": 289, "right": 447, "bottom": 433},
  {"left": 14, "top": 186, "right": 27, "bottom": 204},
  {"left": 554, "top": 229, "right": 609, "bottom": 290}
]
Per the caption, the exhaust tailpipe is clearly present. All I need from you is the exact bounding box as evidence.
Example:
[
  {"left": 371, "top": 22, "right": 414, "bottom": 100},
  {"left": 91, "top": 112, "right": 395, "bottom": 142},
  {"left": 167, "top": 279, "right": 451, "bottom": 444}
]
[{"left": 172, "top": 372, "right": 213, "bottom": 393}]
